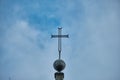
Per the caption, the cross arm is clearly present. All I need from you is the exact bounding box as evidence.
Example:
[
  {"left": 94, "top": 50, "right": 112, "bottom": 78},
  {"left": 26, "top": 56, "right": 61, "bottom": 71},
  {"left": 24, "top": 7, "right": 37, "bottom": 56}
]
[{"left": 51, "top": 35, "right": 69, "bottom": 38}]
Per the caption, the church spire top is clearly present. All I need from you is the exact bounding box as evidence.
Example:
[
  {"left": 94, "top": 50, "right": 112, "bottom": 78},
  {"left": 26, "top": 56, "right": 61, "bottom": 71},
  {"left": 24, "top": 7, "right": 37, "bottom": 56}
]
[{"left": 51, "top": 27, "right": 69, "bottom": 80}]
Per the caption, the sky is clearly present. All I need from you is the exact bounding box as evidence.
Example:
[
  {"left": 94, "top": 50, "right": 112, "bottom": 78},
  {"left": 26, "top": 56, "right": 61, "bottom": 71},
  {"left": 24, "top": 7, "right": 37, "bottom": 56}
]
[{"left": 0, "top": 0, "right": 120, "bottom": 80}]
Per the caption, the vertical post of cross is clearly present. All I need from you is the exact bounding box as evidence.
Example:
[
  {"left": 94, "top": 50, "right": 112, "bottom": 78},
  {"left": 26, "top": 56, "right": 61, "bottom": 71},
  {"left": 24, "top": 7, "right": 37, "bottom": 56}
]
[{"left": 58, "top": 27, "right": 62, "bottom": 59}]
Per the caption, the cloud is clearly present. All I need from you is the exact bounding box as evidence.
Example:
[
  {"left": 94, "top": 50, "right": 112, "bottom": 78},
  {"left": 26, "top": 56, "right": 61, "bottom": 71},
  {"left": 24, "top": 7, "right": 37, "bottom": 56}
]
[
  {"left": 0, "top": 0, "right": 120, "bottom": 80},
  {"left": 61, "top": 0, "right": 120, "bottom": 80},
  {"left": 0, "top": 20, "right": 57, "bottom": 80}
]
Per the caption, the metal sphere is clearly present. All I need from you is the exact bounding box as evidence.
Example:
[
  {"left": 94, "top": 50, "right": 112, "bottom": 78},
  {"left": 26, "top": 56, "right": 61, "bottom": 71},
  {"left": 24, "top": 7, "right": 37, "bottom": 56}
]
[{"left": 53, "top": 59, "right": 66, "bottom": 72}]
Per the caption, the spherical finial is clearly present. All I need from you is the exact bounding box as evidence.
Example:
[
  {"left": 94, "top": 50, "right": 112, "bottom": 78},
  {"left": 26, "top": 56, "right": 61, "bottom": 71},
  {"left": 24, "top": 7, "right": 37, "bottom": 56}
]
[{"left": 53, "top": 59, "right": 66, "bottom": 72}]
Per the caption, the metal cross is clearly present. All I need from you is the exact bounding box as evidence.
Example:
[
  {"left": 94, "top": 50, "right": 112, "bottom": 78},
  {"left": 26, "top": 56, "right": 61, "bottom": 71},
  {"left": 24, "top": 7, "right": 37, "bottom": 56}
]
[{"left": 51, "top": 27, "right": 69, "bottom": 59}]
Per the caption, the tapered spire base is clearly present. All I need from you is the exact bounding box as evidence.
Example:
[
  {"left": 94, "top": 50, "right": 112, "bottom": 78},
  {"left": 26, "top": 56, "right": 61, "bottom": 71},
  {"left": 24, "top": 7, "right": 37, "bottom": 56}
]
[{"left": 54, "top": 72, "right": 64, "bottom": 80}]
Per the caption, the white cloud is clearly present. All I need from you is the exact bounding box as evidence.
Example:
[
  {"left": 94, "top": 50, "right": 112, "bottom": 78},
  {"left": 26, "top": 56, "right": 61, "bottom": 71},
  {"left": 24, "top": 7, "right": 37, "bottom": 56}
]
[
  {"left": 55, "top": 0, "right": 120, "bottom": 80},
  {"left": 0, "top": 20, "right": 58, "bottom": 80},
  {"left": 0, "top": 0, "right": 120, "bottom": 80}
]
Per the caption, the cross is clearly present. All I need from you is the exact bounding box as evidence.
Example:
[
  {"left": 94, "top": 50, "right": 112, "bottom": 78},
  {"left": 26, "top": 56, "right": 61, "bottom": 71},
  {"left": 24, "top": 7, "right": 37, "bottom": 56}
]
[{"left": 51, "top": 27, "right": 69, "bottom": 59}]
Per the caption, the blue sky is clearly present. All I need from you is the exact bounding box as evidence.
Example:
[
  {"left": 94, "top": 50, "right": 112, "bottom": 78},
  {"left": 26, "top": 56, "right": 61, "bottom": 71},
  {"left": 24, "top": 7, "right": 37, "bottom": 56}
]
[{"left": 0, "top": 0, "right": 120, "bottom": 80}]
